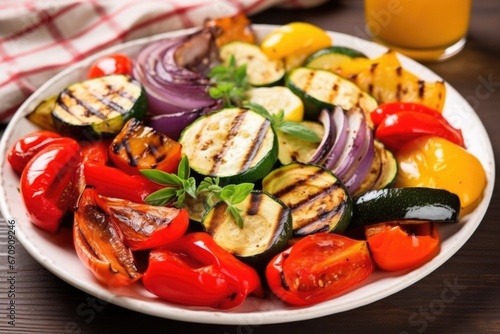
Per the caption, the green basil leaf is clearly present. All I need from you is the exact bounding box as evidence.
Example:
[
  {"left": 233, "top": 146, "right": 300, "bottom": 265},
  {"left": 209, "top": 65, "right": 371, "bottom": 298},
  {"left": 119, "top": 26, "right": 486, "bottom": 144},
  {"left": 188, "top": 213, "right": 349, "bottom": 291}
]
[
  {"left": 230, "top": 183, "right": 254, "bottom": 204},
  {"left": 144, "top": 187, "right": 177, "bottom": 206},
  {"left": 278, "top": 121, "right": 322, "bottom": 142},
  {"left": 177, "top": 156, "right": 190, "bottom": 180},
  {"left": 226, "top": 205, "right": 244, "bottom": 228},
  {"left": 140, "top": 169, "right": 182, "bottom": 186}
]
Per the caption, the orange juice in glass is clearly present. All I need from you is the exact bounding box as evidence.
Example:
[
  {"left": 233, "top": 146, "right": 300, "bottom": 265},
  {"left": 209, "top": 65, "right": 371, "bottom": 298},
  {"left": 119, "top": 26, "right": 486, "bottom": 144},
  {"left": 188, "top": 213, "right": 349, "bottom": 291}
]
[{"left": 364, "top": 0, "right": 472, "bottom": 61}]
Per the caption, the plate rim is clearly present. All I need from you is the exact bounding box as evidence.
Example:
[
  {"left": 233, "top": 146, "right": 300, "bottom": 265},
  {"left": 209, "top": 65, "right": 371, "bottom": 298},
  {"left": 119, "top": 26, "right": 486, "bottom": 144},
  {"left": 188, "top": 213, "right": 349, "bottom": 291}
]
[{"left": 0, "top": 24, "right": 495, "bottom": 325}]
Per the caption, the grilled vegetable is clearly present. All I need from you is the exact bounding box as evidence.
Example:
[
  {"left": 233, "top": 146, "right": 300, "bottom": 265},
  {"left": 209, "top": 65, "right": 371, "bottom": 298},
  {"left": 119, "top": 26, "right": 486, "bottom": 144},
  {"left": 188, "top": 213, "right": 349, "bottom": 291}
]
[
  {"left": 262, "top": 162, "right": 352, "bottom": 237},
  {"left": 109, "top": 118, "right": 182, "bottom": 175},
  {"left": 305, "top": 45, "right": 367, "bottom": 72},
  {"left": 202, "top": 190, "right": 292, "bottom": 266},
  {"left": 276, "top": 120, "right": 324, "bottom": 165},
  {"left": 350, "top": 51, "right": 446, "bottom": 111},
  {"left": 219, "top": 41, "right": 286, "bottom": 86},
  {"left": 286, "top": 67, "right": 378, "bottom": 121},
  {"left": 179, "top": 107, "right": 278, "bottom": 184},
  {"left": 350, "top": 187, "right": 461, "bottom": 228},
  {"left": 26, "top": 96, "right": 57, "bottom": 131},
  {"left": 52, "top": 74, "right": 147, "bottom": 138}
]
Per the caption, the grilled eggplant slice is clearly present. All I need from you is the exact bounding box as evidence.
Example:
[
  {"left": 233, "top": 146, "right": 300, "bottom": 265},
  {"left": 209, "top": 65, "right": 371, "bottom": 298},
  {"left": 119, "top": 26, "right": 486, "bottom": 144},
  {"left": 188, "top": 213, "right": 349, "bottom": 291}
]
[
  {"left": 262, "top": 162, "right": 353, "bottom": 238},
  {"left": 109, "top": 118, "right": 182, "bottom": 175},
  {"left": 52, "top": 74, "right": 147, "bottom": 139},
  {"left": 179, "top": 107, "right": 278, "bottom": 184},
  {"left": 202, "top": 190, "right": 292, "bottom": 267}
]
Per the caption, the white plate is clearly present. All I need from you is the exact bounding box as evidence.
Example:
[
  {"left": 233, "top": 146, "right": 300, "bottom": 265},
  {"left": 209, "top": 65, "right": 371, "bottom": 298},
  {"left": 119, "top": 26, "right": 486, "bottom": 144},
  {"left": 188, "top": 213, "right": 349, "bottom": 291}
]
[{"left": 0, "top": 25, "right": 495, "bottom": 325}]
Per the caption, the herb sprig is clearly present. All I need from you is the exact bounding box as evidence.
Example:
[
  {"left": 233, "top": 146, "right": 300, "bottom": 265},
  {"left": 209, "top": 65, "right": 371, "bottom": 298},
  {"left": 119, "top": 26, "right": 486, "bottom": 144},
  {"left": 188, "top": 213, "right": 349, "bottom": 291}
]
[
  {"left": 140, "top": 156, "right": 254, "bottom": 228},
  {"left": 208, "top": 56, "right": 320, "bottom": 143}
]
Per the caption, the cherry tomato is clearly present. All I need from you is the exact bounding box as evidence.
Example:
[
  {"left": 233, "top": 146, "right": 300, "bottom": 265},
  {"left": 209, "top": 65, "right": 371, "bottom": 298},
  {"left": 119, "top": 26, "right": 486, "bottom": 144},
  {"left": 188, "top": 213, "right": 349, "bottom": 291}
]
[
  {"left": 88, "top": 54, "right": 133, "bottom": 78},
  {"left": 266, "top": 233, "right": 374, "bottom": 306},
  {"left": 20, "top": 138, "right": 81, "bottom": 233},
  {"left": 365, "top": 222, "right": 440, "bottom": 272}
]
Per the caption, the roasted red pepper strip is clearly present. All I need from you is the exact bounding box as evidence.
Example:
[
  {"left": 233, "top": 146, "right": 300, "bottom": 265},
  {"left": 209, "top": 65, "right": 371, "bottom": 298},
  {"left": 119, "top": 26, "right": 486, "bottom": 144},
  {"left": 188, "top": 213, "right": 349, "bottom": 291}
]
[
  {"left": 20, "top": 138, "right": 82, "bottom": 233},
  {"left": 365, "top": 222, "right": 440, "bottom": 272},
  {"left": 95, "top": 194, "right": 189, "bottom": 251},
  {"left": 370, "top": 102, "right": 445, "bottom": 127},
  {"left": 374, "top": 111, "right": 465, "bottom": 152},
  {"left": 142, "top": 232, "right": 264, "bottom": 309},
  {"left": 266, "top": 233, "right": 374, "bottom": 306},
  {"left": 7, "top": 130, "right": 67, "bottom": 174},
  {"left": 79, "top": 139, "right": 111, "bottom": 165},
  {"left": 74, "top": 188, "right": 141, "bottom": 287},
  {"left": 82, "top": 163, "right": 161, "bottom": 203}
]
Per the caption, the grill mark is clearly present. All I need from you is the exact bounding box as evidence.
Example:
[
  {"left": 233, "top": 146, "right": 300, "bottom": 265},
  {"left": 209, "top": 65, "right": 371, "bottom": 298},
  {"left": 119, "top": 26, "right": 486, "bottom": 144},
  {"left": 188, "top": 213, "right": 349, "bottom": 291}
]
[
  {"left": 205, "top": 203, "right": 229, "bottom": 234},
  {"left": 88, "top": 91, "right": 128, "bottom": 115},
  {"left": 273, "top": 167, "right": 326, "bottom": 198},
  {"left": 294, "top": 203, "right": 345, "bottom": 236},
  {"left": 288, "top": 182, "right": 341, "bottom": 211},
  {"left": 247, "top": 192, "right": 262, "bottom": 215},
  {"left": 239, "top": 119, "right": 272, "bottom": 172},
  {"left": 63, "top": 89, "right": 108, "bottom": 120},
  {"left": 209, "top": 110, "right": 246, "bottom": 175},
  {"left": 418, "top": 80, "right": 425, "bottom": 98},
  {"left": 327, "top": 81, "right": 340, "bottom": 103},
  {"left": 396, "top": 83, "right": 402, "bottom": 100}
]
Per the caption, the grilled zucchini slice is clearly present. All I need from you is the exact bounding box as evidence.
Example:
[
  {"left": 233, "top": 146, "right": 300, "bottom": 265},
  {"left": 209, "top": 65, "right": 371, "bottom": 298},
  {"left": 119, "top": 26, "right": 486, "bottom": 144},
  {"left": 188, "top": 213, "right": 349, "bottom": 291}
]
[
  {"left": 52, "top": 74, "right": 147, "bottom": 138},
  {"left": 286, "top": 67, "right": 378, "bottom": 122},
  {"left": 219, "top": 41, "right": 285, "bottom": 86},
  {"left": 350, "top": 187, "right": 461, "bottom": 227},
  {"left": 262, "top": 162, "right": 353, "bottom": 237},
  {"left": 179, "top": 107, "right": 278, "bottom": 184},
  {"left": 202, "top": 190, "right": 292, "bottom": 266}
]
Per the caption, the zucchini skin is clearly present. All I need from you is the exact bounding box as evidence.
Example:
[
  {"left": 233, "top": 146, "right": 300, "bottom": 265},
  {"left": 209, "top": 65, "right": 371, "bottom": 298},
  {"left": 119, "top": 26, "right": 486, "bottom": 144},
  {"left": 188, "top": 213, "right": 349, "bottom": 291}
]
[
  {"left": 262, "top": 162, "right": 353, "bottom": 237},
  {"left": 52, "top": 74, "right": 147, "bottom": 139},
  {"left": 202, "top": 190, "right": 292, "bottom": 268},
  {"left": 350, "top": 187, "right": 461, "bottom": 227}
]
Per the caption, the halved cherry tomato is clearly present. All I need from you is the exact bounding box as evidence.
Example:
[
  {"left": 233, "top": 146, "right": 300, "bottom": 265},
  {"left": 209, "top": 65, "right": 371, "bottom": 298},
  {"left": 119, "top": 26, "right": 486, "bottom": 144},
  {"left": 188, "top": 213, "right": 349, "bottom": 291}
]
[
  {"left": 95, "top": 194, "right": 189, "bottom": 251},
  {"left": 266, "top": 233, "right": 374, "bottom": 306},
  {"left": 370, "top": 102, "right": 445, "bottom": 128},
  {"left": 20, "top": 138, "right": 81, "bottom": 233},
  {"left": 7, "top": 130, "right": 65, "bottom": 174},
  {"left": 365, "top": 222, "right": 440, "bottom": 272},
  {"left": 142, "top": 232, "right": 263, "bottom": 309},
  {"left": 82, "top": 163, "right": 161, "bottom": 203},
  {"left": 109, "top": 119, "right": 182, "bottom": 175},
  {"left": 374, "top": 111, "right": 465, "bottom": 152},
  {"left": 73, "top": 188, "right": 142, "bottom": 287},
  {"left": 88, "top": 53, "right": 133, "bottom": 78}
]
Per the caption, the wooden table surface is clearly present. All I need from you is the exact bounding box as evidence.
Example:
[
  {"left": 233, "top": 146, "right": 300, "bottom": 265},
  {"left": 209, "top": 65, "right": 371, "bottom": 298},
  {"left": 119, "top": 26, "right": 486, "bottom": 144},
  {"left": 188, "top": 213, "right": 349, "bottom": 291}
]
[{"left": 1, "top": 1, "right": 499, "bottom": 333}]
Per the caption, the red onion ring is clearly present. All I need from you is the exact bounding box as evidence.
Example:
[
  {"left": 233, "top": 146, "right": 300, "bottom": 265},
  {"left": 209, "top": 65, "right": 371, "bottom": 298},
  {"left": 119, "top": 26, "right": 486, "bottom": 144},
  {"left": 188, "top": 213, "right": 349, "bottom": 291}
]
[{"left": 309, "top": 109, "right": 335, "bottom": 164}]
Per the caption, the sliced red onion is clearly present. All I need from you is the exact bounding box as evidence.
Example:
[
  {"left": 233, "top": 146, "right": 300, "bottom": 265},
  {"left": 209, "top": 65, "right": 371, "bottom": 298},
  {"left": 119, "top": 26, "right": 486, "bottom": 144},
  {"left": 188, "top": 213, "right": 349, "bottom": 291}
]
[
  {"left": 133, "top": 28, "right": 219, "bottom": 115},
  {"left": 308, "top": 109, "right": 335, "bottom": 164},
  {"left": 322, "top": 106, "right": 348, "bottom": 169},
  {"left": 146, "top": 101, "right": 223, "bottom": 140},
  {"left": 333, "top": 108, "right": 368, "bottom": 179},
  {"left": 343, "top": 126, "right": 375, "bottom": 194}
]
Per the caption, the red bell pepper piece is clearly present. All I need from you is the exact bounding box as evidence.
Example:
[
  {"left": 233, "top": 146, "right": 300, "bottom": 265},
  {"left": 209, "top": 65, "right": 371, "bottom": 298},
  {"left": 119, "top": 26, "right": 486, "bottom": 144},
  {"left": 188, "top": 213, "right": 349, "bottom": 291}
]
[
  {"left": 142, "top": 232, "right": 264, "bottom": 309},
  {"left": 95, "top": 194, "right": 189, "bottom": 251},
  {"left": 266, "top": 233, "right": 374, "bottom": 306},
  {"left": 82, "top": 163, "right": 161, "bottom": 203},
  {"left": 7, "top": 130, "right": 68, "bottom": 174},
  {"left": 20, "top": 138, "right": 82, "bottom": 233},
  {"left": 79, "top": 139, "right": 111, "bottom": 165},
  {"left": 365, "top": 222, "right": 440, "bottom": 272},
  {"left": 370, "top": 101, "right": 445, "bottom": 127},
  {"left": 74, "top": 188, "right": 142, "bottom": 287},
  {"left": 374, "top": 111, "right": 465, "bottom": 152}
]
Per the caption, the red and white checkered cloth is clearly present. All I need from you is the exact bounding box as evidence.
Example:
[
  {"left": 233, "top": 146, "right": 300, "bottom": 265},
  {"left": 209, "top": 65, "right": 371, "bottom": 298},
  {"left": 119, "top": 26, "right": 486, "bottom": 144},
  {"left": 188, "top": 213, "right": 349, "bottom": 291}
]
[{"left": 0, "top": 0, "right": 328, "bottom": 122}]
